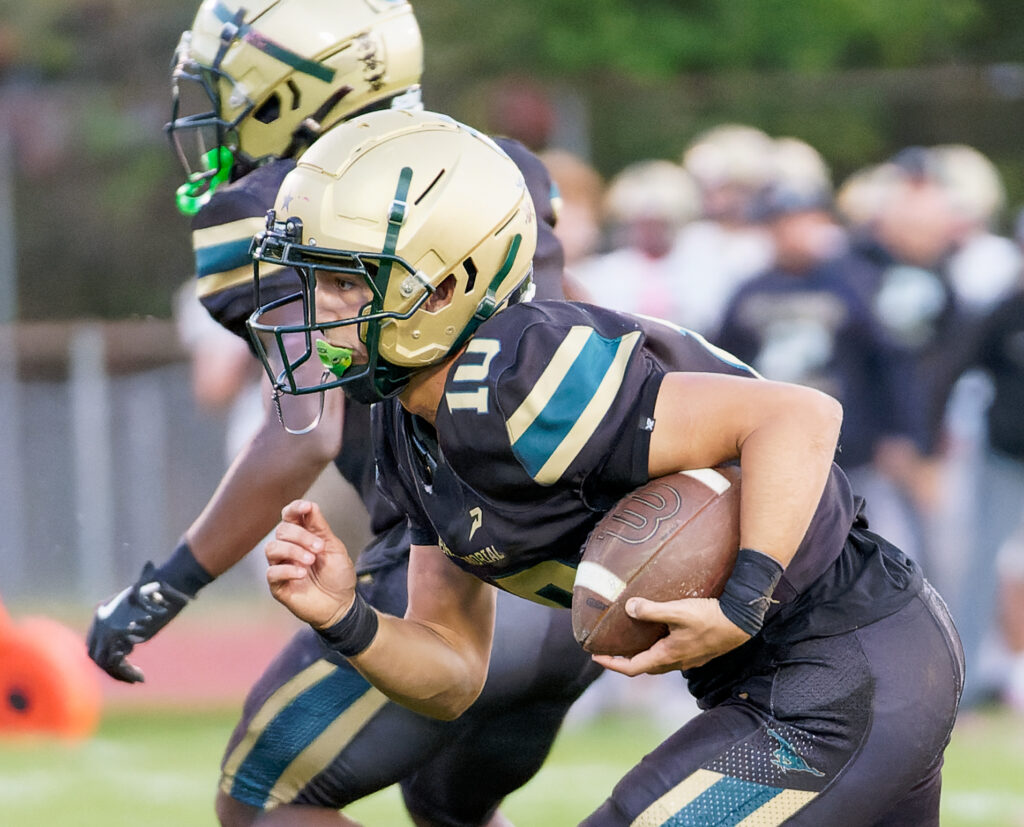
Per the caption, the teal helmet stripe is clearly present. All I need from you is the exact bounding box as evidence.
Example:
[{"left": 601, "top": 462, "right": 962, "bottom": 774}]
[
  {"left": 447, "top": 233, "right": 525, "bottom": 355},
  {"left": 375, "top": 166, "right": 414, "bottom": 285},
  {"left": 209, "top": 0, "right": 336, "bottom": 84}
]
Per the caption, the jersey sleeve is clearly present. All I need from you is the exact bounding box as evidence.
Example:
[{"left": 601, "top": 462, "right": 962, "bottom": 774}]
[
  {"left": 191, "top": 160, "right": 301, "bottom": 338},
  {"left": 439, "top": 302, "right": 663, "bottom": 506}
]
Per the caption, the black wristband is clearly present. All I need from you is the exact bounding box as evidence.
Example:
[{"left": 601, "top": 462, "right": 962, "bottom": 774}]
[
  {"left": 718, "top": 548, "right": 784, "bottom": 637},
  {"left": 316, "top": 592, "right": 380, "bottom": 657},
  {"left": 153, "top": 540, "right": 215, "bottom": 599}
]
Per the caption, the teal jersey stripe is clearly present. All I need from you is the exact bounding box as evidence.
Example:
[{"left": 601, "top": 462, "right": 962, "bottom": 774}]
[
  {"left": 195, "top": 237, "right": 253, "bottom": 279},
  {"left": 511, "top": 330, "right": 624, "bottom": 480},
  {"left": 230, "top": 668, "right": 372, "bottom": 807},
  {"left": 665, "top": 776, "right": 781, "bottom": 826}
]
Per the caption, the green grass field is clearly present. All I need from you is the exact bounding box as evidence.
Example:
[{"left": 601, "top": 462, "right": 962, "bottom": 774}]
[{"left": 1, "top": 704, "right": 1021, "bottom": 826}]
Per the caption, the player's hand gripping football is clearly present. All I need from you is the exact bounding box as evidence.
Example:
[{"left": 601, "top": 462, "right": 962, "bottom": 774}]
[
  {"left": 266, "top": 499, "right": 358, "bottom": 629},
  {"left": 86, "top": 563, "right": 192, "bottom": 683},
  {"left": 590, "top": 596, "right": 750, "bottom": 676}
]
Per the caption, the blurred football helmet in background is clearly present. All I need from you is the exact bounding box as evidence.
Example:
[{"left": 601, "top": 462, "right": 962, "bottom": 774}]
[
  {"left": 167, "top": 0, "right": 423, "bottom": 214},
  {"left": 248, "top": 109, "right": 538, "bottom": 403}
]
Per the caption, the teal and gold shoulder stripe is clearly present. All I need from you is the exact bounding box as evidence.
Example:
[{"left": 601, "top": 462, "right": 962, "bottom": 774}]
[
  {"left": 193, "top": 217, "right": 283, "bottom": 297},
  {"left": 631, "top": 768, "right": 817, "bottom": 826},
  {"left": 506, "top": 326, "right": 641, "bottom": 486}
]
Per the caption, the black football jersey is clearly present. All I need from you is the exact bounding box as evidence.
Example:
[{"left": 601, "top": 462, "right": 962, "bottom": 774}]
[
  {"left": 374, "top": 301, "right": 858, "bottom": 609},
  {"left": 191, "top": 159, "right": 303, "bottom": 339}
]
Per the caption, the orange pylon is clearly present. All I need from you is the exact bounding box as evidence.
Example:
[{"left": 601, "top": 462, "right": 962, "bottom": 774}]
[{"left": 0, "top": 597, "right": 103, "bottom": 738}]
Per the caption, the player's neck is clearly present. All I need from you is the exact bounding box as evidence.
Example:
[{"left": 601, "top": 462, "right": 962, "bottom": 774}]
[{"left": 398, "top": 353, "right": 458, "bottom": 425}]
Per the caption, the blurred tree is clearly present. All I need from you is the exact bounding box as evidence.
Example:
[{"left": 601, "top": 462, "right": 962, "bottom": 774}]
[{"left": 2, "top": 0, "right": 1023, "bottom": 320}]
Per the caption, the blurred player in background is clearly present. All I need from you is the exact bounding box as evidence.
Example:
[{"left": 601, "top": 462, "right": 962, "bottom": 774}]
[
  {"left": 255, "top": 109, "right": 963, "bottom": 826},
  {"left": 715, "top": 139, "right": 920, "bottom": 493},
  {"left": 85, "top": 1, "right": 602, "bottom": 824},
  {"left": 673, "top": 123, "right": 775, "bottom": 337},
  {"left": 537, "top": 148, "right": 605, "bottom": 274},
  {"left": 931, "top": 143, "right": 1020, "bottom": 318},
  {"left": 835, "top": 149, "right": 966, "bottom": 580},
  {"left": 573, "top": 159, "right": 705, "bottom": 330},
  {"left": 947, "top": 207, "right": 1024, "bottom": 711}
]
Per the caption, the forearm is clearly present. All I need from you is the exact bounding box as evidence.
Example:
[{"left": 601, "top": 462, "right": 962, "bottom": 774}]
[
  {"left": 188, "top": 396, "right": 343, "bottom": 577},
  {"left": 318, "top": 546, "right": 495, "bottom": 720},
  {"left": 341, "top": 609, "right": 493, "bottom": 720}
]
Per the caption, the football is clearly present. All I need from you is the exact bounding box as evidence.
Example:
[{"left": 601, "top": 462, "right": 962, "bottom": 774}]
[{"left": 571, "top": 465, "right": 741, "bottom": 657}]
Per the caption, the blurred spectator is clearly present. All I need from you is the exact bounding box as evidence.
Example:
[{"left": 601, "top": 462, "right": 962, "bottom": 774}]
[
  {"left": 771, "top": 136, "right": 835, "bottom": 204},
  {"left": 839, "top": 149, "right": 967, "bottom": 578},
  {"left": 674, "top": 123, "right": 775, "bottom": 335},
  {"left": 174, "top": 280, "right": 263, "bottom": 461},
  {"left": 932, "top": 144, "right": 1020, "bottom": 317},
  {"left": 574, "top": 159, "right": 703, "bottom": 326},
  {"left": 835, "top": 163, "right": 897, "bottom": 237},
  {"left": 539, "top": 148, "right": 605, "bottom": 270},
  {"left": 485, "top": 75, "right": 556, "bottom": 151},
  {"left": 715, "top": 169, "right": 916, "bottom": 482},
  {"left": 948, "top": 235, "right": 1024, "bottom": 710}
]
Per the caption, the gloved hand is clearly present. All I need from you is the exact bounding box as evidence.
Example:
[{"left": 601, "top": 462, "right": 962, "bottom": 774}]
[{"left": 86, "top": 542, "right": 213, "bottom": 683}]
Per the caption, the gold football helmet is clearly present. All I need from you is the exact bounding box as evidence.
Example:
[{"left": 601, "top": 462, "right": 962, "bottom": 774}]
[
  {"left": 167, "top": 0, "right": 423, "bottom": 214},
  {"left": 248, "top": 109, "right": 538, "bottom": 403}
]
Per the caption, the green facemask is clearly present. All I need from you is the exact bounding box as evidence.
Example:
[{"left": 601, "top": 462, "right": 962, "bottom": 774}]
[
  {"left": 316, "top": 339, "right": 354, "bottom": 378},
  {"left": 175, "top": 146, "right": 235, "bottom": 216}
]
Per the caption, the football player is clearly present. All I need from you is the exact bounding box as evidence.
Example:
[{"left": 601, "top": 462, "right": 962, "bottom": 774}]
[
  {"left": 85, "top": 2, "right": 601, "bottom": 825},
  {"left": 255, "top": 110, "right": 965, "bottom": 826}
]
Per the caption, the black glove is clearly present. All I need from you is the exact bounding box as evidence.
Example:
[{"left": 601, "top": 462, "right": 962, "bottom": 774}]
[{"left": 86, "top": 542, "right": 213, "bottom": 683}]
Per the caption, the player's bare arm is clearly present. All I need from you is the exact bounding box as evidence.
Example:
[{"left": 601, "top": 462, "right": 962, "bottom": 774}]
[
  {"left": 594, "top": 372, "right": 842, "bottom": 677},
  {"left": 187, "top": 387, "right": 343, "bottom": 577},
  {"left": 649, "top": 371, "right": 842, "bottom": 564},
  {"left": 267, "top": 501, "right": 495, "bottom": 720}
]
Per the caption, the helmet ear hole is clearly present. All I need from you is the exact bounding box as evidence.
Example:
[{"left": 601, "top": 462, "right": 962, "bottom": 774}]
[
  {"left": 254, "top": 94, "right": 282, "bottom": 124},
  {"left": 285, "top": 79, "right": 302, "bottom": 111},
  {"left": 425, "top": 274, "right": 457, "bottom": 311}
]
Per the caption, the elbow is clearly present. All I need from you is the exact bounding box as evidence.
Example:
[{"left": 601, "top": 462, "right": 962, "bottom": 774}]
[
  {"left": 804, "top": 386, "right": 844, "bottom": 454},
  {"left": 414, "top": 673, "right": 486, "bottom": 721},
  {"left": 434, "top": 666, "right": 488, "bottom": 720}
]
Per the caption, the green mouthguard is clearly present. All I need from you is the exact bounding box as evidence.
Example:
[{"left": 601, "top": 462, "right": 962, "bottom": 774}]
[
  {"left": 316, "top": 339, "right": 353, "bottom": 378},
  {"left": 175, "top": 146, "right": 234, "bottom": 216}
]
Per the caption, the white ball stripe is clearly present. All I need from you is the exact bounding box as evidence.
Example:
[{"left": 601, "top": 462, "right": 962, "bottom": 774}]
[
  {"left": 574, "top": 560, "right": 627, "bottom": 603},
  {"left": 680, "top": 467, "right": 731, "bottom": 495}
]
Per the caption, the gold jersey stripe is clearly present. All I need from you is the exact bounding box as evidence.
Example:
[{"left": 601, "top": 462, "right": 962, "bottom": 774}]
[
  {"left": 737, "top": 788, "right": 818, "bottom": 825},
  {"left": 631, "top": 768, "right": 723, "bottom": 826},
  {"left": 193, "top": 216, "right": 267, "bottom": 251},
  {"left": 196, "top": 261, "right": 285, "bottom": 297},
  {"left": 267, "top": 687, "right": 389, "bottom": 805},
  {"left": 506, "top": 325, "right": 593, "bottom": 443},
  {"left": 493, "top": 559, "right": 580, "bottom": 607},
  {"left": 220, "top": 659, "right": 337, "bottom": 780}
]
